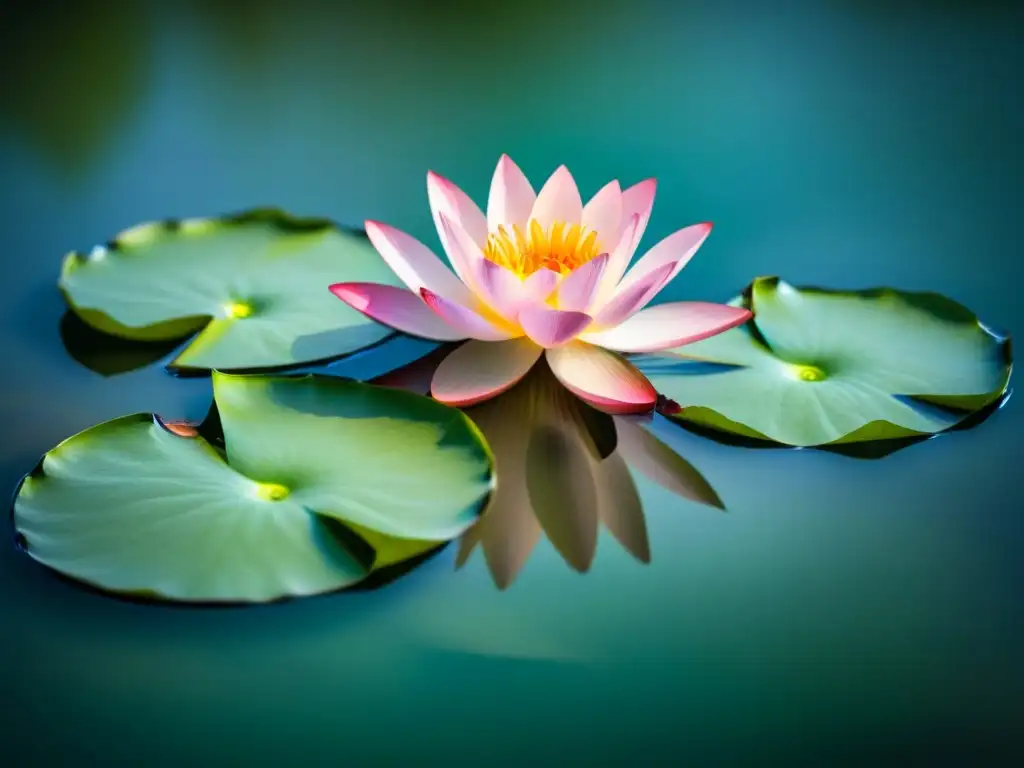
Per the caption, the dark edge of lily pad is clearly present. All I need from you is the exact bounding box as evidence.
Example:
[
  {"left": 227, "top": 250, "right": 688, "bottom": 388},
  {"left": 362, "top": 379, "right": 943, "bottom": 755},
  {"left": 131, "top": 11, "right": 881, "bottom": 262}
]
[
  {"left": 58, "top": 207, "right": 414, "bottom": 378},
  {"left": 660, "top": 380, "right": 1011, "bottom": 460}
]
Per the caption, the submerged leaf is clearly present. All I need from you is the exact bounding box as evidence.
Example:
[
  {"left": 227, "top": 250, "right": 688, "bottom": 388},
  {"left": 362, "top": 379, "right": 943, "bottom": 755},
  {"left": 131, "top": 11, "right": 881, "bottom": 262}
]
[
  {"left": 59, "top": 209, "right": 403, "bottom": 372},
  {"left": 12, "top": 374, "right": 494, "bottom": 603},
  {"left": 636, "top": 277, "right": 1012, "bottom": 447}
]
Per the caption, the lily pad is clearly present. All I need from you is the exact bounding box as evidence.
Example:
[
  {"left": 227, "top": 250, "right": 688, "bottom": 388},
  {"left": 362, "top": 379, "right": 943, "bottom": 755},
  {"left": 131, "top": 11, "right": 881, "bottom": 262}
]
[
  {"left": 58, "top": 209, "right": 402, "bottom": 372},
  {"left": 12, "top": 372, "right": 495, "bottom": 603},
  {"left": 635, "top": 277, "right": 1012, "bottom": 447}
]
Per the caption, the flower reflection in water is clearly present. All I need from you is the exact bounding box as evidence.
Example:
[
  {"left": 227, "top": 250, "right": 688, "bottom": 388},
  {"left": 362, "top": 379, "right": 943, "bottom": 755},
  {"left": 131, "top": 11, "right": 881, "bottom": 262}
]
[{"left": 375, "top": 347, "right": 723, "bottom": 589}]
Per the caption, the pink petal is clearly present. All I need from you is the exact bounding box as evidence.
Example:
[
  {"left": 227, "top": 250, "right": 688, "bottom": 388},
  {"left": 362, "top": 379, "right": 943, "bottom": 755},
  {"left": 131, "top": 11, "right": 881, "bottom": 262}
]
[
  {"left": 617, "top": 178, "right": 657, "bottom": 257},
  {"left": 616, "top": 222, "right": 712, "bottom": 296},
  {"left": 427, "top": 171, "right": 488, "bottom": 286},
  {"left": 530, "top": 165, "right": 583, "bottom": 229},
  {"left": 431, "top": 338, "right": 542, "bottom": 407},
  {"left": 557, "top": 253, "right": 609, "bottom": 312},
  {"left": 420, "top": 288, "right": 517, "bottom": 341},
  {"left": 592, "top": 261, "right": 675, "bottom": 328},
  {"left": 595, "top": 213, "right": 641, "bottom": 306},
  {"left": 329, "top": 282, "right": 465, "bottom": 341},
  {"left": 486, "top": 154, "right": 536, "bottom": 232},
  {"left": 518, "top": 307, "right": 593, "bottom": 348},
  {"left": 365, "top": 221, "right": 473, "bottom": 304},
  {"left": 437, "top": 212, "right": 486, "bottom": 293},
  {"left": 545, "top": 342, "right": 657, "bottom": 415},
  {"left": 476, "top": 260, "right": 528, "bottom": 318},
  {"left": 522, "top": 268, "right": 561, "bottom": 303},
  {"left": 581, "top": 181, "right": 622, "bottom": 251},
  {"left": 581, "top": 301, "right": 752, "bottom": 353}
]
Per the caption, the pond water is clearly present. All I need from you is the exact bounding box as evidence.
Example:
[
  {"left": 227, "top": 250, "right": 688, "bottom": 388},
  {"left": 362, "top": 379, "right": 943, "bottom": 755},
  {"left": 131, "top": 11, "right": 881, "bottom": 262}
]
[{"left": 1, "top": 1, "right": 1021, "bottom": 763}]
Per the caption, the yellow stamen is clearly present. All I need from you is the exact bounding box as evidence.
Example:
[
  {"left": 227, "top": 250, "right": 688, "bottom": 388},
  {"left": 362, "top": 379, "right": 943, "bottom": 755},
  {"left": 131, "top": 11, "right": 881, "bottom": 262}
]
[
  {"left": 483, "top": 221, "right": 602, "bottom": 278},
  {"left": 254, "top": 482, "right": 289, "bottom": 501},
  {"left": 226, "top": 301, "right": 253, "bottom": 319},
  {"left": 791, "top": 364, "right": 826, "bottom": 382}
]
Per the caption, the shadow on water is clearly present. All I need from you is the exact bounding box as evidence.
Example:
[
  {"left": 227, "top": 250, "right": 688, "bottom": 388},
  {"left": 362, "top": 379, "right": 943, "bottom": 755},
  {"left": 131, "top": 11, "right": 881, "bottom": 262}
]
[
  {"left": 375, "top": 353, "right": 726, "bottom": 590},
  {"left": 59, "top": 309, "right": 188, "bottom": 377}
]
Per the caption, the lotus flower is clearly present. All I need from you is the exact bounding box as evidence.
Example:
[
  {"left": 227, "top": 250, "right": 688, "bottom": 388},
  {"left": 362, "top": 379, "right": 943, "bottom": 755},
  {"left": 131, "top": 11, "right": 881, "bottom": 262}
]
[{"left": 330, "top": 156, "right": 752, "bottom": 413}]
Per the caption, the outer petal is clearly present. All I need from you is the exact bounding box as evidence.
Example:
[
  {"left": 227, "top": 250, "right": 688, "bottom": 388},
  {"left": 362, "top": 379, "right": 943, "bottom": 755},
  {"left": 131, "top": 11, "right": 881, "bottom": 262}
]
[
  {"left": 616, "top": 222, "right": 712, "bottom": 295},
  {"left": 427, "top": 171, "right": 489, "bottom": 286},
  {"left": 581, "top": 301, "right": 752, "bottom": 353},
  {"left": 431, "top": 338, "right": 543, "bottom": 407},
  {"left": 420, "top": 288, "right": 518, "bottom": 341},
  {"left": 557, "top": 253, "right": 608, "bottom": 312},
  {"left": 530, "top": 165, "right": 583, "bottom": 229},
  {"left": 595, "top": 213, "right": 641, "bottom": 307},
  {"left": 591, "top": 261, "right": 675, "bottom": 328},
  {"left": 617, "top": 178, "right": 657, "bottom": 257},
  {"left": 329, "top": 282, "right": 466, "bottom": 341},
  {"left": 438, "top": 213, "right": 486, "bottom": 292},
  {"left": 487, "top": 154, "right": 536, "bottom": 233},
  {"left": 581, "top": 181, "right": 622, "bottom": 251},
  {"left": 519, "top": 307, "right": 593, "bottom": 348},
  {"left": 365, "top": 221, "right": 473, "bottom": 304},
  {"left": 546, "top": 342, "right": 658, "bottom": 415}
]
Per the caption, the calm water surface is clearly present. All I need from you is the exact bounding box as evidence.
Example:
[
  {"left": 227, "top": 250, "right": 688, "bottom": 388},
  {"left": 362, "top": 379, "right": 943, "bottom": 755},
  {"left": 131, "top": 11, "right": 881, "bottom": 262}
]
[{"left": 1, "top": 1, "right": 1021, "bottom": 764}]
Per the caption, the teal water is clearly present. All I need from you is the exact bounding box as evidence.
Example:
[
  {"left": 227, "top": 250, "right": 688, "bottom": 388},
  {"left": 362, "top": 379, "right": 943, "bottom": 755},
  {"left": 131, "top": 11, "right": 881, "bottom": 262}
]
[{"left": 2, "top": 1, "right": 1022, "bottom": 763}]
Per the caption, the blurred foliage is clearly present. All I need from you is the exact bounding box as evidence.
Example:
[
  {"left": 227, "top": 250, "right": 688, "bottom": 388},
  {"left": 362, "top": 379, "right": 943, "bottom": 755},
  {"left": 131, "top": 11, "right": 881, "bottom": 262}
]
[{"left": 0, "top": 0, "right": 151, "bottom": 176}]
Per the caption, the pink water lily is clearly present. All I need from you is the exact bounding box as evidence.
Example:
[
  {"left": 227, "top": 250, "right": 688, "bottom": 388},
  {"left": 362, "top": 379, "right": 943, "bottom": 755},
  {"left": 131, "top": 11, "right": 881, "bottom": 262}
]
[{"left": 330, "top": 155, "right": 751, "bottom": 413}]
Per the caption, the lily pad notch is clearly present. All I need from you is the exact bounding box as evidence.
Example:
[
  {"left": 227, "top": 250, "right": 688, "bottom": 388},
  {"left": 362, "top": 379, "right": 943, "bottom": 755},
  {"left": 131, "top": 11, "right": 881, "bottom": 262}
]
[
  {"left": 58, "top": 208, "right": 407, "bottom": 374},
  {"left": 635, "top": 276, "right": 1012, "bottom": 448},
  {"left": 11, "top": 371, "right": 495, "bottom": 604}
]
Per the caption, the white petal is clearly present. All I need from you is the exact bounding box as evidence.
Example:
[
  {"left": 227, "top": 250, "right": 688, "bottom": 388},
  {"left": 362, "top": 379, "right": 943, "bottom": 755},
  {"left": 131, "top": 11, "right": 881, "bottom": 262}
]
[
  {"left": 592, "top": 262, "right": 675, "bottom": 328},
  {"left": 581, "top": 181, "right": 622, "bottom": 252},
  {"left": 545, "top": 342, "right": 658, "bottom": 415},
  {"left": 431, "top": 338, "right": 543, "bottom": 407},
  {"left": 365, "top": 220, "right": 473, "bottom": 304},
  {"left": 581, "top": 301, "right": 752, "bottom": 353},
  {"left": 427, "top": 171, "right": 488, "bottom": 287},
  {"left": 487, "top": 154, "right": 536, "bottom": 232},
  {"left": 530, "top": 165, "right": 583, "bottom": 229},
  {"left": 616, "top": 222, "right": 712, "bottom": 296},
  {"left": 594, "top": 213, "right": 641, "bottom": 307},
  {"left": 617, "top": 178, "right": 657, "bottom": 257},
  {"left": 437, "top": 212, "right": 486, "bottom": 293}
]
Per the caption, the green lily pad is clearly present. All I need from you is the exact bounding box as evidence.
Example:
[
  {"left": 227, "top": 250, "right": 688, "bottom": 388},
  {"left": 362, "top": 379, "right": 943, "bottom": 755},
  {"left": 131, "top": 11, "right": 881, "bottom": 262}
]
[
  {"left": 635, "top": 277, "right": 1012, "bottom": 447},
  {"left": 58, "top": 209, "right": 402, "bottom": 372},
  {"left": 12, "top": 372, "right": 495, "bottom": 603}
]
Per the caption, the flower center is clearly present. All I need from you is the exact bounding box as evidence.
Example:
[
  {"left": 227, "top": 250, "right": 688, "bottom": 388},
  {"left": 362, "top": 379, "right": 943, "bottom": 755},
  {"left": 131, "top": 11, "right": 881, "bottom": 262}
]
[
  {"left": 253, "top": 482, "right": 289, "bottom": 501},
  {"left": 790, "top": 363, "right": 827, "bottom": 382},
  {"left": 483, "top": 220, "right": 602, "bottom": 278}
]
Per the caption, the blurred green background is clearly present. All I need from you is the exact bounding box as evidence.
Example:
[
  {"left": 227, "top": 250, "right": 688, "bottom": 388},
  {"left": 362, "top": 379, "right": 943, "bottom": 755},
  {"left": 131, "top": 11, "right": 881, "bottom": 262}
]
[{"left": 1, "top": 0, "right": 1021, "bottom": 764}]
